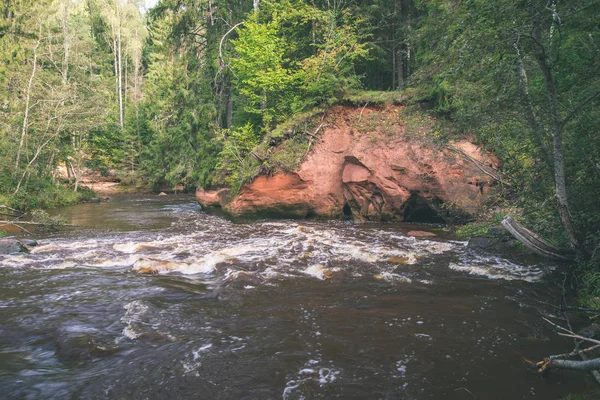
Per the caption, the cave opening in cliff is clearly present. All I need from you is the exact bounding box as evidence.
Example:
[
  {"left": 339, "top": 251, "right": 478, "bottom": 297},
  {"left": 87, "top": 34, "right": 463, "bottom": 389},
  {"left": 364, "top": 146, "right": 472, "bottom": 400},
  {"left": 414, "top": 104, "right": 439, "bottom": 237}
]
[
  {"left": 342, "top": 203, "right": 352, "bottom": 219},
  {"left": 402, "top": 194, "right": 445, "bottom": 224}
]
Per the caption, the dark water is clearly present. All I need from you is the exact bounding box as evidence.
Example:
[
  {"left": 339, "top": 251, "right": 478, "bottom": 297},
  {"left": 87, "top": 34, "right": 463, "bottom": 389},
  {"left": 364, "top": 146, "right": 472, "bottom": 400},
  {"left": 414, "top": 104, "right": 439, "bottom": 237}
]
[{"left": 0, "top": 196, "right": 593, "bottom": 399}]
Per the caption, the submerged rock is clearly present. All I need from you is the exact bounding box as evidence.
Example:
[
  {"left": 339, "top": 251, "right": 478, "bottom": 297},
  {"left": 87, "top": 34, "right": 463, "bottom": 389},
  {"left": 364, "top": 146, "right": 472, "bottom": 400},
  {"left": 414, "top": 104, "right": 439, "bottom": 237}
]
[
  {"left": 467, "top": 237, "right": 497, "bottom": 249},
  {"left": 486, "top": 226, "right": 509, "bottom": 238},
  {"left": 467, "top": 235, "right": 527, "bottom": 255},
  {"left": 388, "top": 256, "right": 412, "bottom": 264},
  {"left": 407, "top": 230, "right": 437, "bottom": 237},
  {"left": 20, "top": 239, "right": 38, "bottom": 247},
  {"left": 197, "top": 105, "right": 498, "bottom": 221},
  {"left": 0, "top": 238, "right": 30, "bottom": 254},
  {"left": 223, "top": 270, "right": 263, "bottom": 287},
  {"left": 132, "top": 257, "right": 182, "bottom": 274},
  {"left": 88, "top": 197, "right": 110, "bottom": 203}
]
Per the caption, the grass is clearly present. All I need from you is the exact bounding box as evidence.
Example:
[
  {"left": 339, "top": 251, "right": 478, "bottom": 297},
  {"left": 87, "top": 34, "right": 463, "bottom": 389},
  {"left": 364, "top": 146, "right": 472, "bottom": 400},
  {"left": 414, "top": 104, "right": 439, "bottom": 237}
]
[
  {"left": 270, "top": 108, "right": 325, "bottom": 139},
  {"left": 266, "top": 137, "right": 310, "bottom": 172},
  {"left": 455, "top": 212, "right": 505, "bottom": 239},
  {"left": 342, "top": 90, "right": 408, "bottom": 106}
]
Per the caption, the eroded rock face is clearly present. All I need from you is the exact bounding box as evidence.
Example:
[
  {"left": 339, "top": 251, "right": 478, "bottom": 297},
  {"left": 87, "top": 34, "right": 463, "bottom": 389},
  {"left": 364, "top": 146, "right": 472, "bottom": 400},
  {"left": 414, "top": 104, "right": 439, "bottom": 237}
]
[{"left": 197, "top": 105, "right": 498, "bottom": 221}]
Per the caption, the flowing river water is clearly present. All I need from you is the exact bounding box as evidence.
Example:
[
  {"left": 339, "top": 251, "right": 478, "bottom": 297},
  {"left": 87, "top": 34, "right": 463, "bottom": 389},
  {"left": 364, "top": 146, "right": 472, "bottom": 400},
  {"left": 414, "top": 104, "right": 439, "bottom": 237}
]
[{"left": 0, "top": 195, "right": 592, "bottom": 399}]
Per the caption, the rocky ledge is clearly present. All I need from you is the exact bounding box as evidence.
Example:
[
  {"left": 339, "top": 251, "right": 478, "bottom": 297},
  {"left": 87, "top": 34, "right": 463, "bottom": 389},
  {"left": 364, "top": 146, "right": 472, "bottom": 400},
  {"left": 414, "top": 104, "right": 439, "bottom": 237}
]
[{"left": 197, "top": 105, "right": 499, "bottom": 222}]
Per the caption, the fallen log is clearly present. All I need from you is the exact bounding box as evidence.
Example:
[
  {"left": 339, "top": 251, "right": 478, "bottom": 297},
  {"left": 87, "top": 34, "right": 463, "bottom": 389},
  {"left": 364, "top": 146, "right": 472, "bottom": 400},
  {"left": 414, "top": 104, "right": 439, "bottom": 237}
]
[
  {"left": 501, "top": 215, "right": 574, "bottom": 260},
  {"left": 1, "top": 220, "right": 79, "bottom": 227},
  {"left": 529, "top": 318, "right": 600, "bottom": 383},
  {"left": 538, "top": 357, "right": 600, "bottom": 373}
]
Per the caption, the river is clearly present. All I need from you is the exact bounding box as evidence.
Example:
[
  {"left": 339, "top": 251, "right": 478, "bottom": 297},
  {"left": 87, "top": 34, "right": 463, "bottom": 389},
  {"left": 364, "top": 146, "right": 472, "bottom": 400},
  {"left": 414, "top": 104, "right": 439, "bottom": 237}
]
[{"left": 0, "top": 195, "right": 592, "bottom": 399}]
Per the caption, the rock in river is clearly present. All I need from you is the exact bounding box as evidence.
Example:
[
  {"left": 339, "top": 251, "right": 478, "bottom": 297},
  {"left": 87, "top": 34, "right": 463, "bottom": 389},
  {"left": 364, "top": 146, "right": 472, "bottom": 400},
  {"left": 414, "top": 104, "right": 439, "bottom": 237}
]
[
  {"left": 0, "top": 238, "right": 31, "bottom": 254},
  {"left": 132, "top": 257, "right": 183, "bottom": 274},
  {"left": 407, "top": 231, "right": 437, "bottom": 237}
]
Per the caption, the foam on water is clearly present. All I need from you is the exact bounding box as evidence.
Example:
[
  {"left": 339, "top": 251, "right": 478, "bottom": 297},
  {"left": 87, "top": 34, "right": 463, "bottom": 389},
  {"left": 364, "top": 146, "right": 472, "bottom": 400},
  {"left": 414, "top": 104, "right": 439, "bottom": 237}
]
[
  {"left": 119, "top": 300, "right": 149, "bottom": 341},
  {"left": 0, "top": 206, "right": 553, "bottom": 286},
  {"left": 282, "top": 361, "right": 342, "bottom": 399},
  {"left": 302, "top": 264, "right": 338, "bottom": 280},
  {"left": 449, "top": 251, "right": 551, "bottom": 282}
]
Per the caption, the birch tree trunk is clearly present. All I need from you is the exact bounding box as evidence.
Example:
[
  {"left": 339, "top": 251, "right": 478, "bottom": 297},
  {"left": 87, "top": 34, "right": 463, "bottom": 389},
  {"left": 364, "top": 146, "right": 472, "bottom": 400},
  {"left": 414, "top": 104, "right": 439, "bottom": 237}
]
[
  {"left": 116, "top": 1, "right": 124, "bottom": 128},
  {"left": 530, "top": 3, "right": 584, "bottom": 259},
  {"left": 14, "top": 30, "right": 41, "bottom": 177},
  {"left": 112, "top": 32, "right": 118, "bottom": 116},
  {"left": 513, "top": 42, "right": 552, "bottom": 170},
  {"left": 61, "top": 0, "right": 70, "bottom": 85}
]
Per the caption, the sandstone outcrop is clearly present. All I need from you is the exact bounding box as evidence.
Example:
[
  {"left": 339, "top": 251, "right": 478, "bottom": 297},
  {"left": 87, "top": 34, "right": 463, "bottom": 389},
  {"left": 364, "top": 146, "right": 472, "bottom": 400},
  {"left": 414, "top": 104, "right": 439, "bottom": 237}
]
[{"left": 197, "top": 105, "right": 499, "bottom": 222}]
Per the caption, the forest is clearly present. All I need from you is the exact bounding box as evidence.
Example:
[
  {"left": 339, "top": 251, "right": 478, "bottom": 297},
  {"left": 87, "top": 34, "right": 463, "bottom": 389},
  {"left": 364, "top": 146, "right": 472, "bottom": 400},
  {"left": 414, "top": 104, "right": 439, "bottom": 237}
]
[{"left": 1, "top": 0, "right": 599, "bottom": 296}]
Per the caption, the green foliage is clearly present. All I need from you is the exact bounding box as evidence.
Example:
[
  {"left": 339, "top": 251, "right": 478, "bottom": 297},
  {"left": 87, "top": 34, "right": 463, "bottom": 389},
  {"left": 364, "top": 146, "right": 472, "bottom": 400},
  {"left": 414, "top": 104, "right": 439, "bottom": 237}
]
[
  {"left": 139, "top": 7, "right": 220, "bottom": 191},
  {"left": 0, "top": 181, "right": 95, "bottom": 211},
  {"left": 265, "top": 138, "right": 310, "bottom": 172},
  {"left": 230, "top": 0, "right": 370, "bottom": 132},
  {"left": 455, "top": 213, "right": 504, "bottom": 240},
  {"left": 29, "top": 209, "right": 68, "bottom": 232},
  {"left": 410, "top": 0, "right": 600, "bottom": 258},
  {"left": 270, "top": 109, "right": 324, "bottom": 139},
  {"left": 231, "top": 14, "right": 302, "bottom": 129},
  {"left": 214, "top": 123, "right": 261, "bottom": 193}
]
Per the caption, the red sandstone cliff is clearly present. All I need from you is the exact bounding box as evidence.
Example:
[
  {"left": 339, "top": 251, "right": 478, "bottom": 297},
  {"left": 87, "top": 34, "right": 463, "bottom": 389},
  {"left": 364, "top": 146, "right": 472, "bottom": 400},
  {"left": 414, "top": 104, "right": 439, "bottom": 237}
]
[{"left": 196, "top": 105, "right": 499, "bottom": 222}]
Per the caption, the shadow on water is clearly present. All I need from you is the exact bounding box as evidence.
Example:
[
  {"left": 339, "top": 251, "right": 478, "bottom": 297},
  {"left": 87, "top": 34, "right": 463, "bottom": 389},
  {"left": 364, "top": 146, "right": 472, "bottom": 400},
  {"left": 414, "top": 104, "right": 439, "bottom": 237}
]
[{"left": 0, "top": 196, "right": 594, "bottom": 399}]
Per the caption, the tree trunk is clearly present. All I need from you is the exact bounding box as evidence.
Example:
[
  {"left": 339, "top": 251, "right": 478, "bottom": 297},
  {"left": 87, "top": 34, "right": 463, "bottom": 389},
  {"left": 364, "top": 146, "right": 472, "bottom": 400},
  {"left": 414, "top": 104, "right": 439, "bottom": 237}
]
[
  {"left": 530, "top": 5, "right": 585, "bottom": 259},
  {"left": 116, "top": 2, "right": 124, "bottom": 128},
  {"left": 226, "top": 86, "right": 233, "bottom": 129},
  {"left": 112, "top": 34, "right": 119, "bottom": 118},
  {"left": 396, "top": 47, "right": 404, "bottom": 90},
  {"left": 124, "top": 42, "right": 128, "bottom": 104},
  {"left": 391, "top": 41, "right": 396, "bottom": 90},
  {"left": 14, "top": 32, "right": 40, "bottom": 177},
  {"left": 86, "top": 0, "right": 96, "bottom": 39},
  {"left": 69, "top": 160, "right": 79, "bottom": 192},
  {"left": 61, "top": 0, "right": 70, "bottom": 85},
  {"left": 546, "top": 357, "right": 600, "bottom": 372},
  {"left": 133, "top": 29, "right": 140, "bottom": 103},
  {"left": 513, "top": 42, "right": 552, "bottom": 170},
  {"left": 406, "top": 42, "right": 411, "bottom": 82}
]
